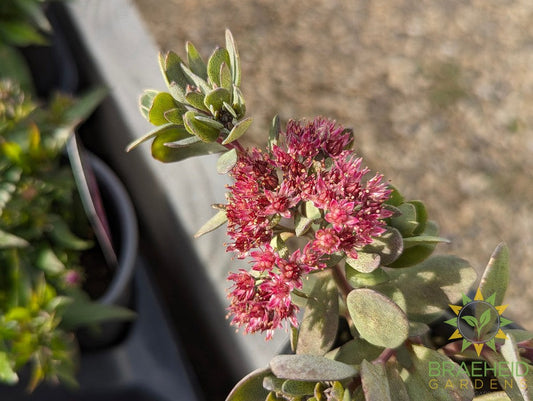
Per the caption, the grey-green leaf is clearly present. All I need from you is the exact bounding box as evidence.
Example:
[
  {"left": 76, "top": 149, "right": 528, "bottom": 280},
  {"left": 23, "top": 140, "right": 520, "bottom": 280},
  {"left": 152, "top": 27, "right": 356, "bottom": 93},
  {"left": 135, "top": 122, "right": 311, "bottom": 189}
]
[
  {"left": 388, "top": 255, "right": 477, "bottom": 323},
  {"left": 183, "top": 111, "right": 221, "bottom": 142},
  {"left": 360, "top": 361, "right": 392, "bottom": 401},
  {"left": 186, "top": 41, "right": 207, "bottom": 80},
  {"left": 194, "top": 210, "right": 228, "bottom": 238},
  {"left": 347, "top": 288, "right": 409, "bottom": 348},
  {"left": 346, "top": 252, "right": 381, "bottom": 273},
  {"left": 404, "top": 344, "right": 475, "bottom": 401},
  {"left": 150, "top": 124, "right": 225, "bottom": 162},
  {"left": 216, "top": 149, "right": 238, "bottom": 175},
  {"left": 270, "top": 355, "right": 357, "bottom": 382},
  {"left": 226, "top": 368, "right": 271, "bottom": 401},
  {"left": 148, "top": 92, "right": 178, "bottom": 126},
  {"left": 159, "top": 51, "right": 189, "bottom": 90},
  {"left": 364, "top": 227, "right": 403, "bottom": 266},
  {"left": 222, "top": 117, "right": 252, "bottom": 144},
  {"left": 207, "top": 47, "right": 231, "bottom": 86},
  {"left": 204, "top": 87, "right": 231, "bottom": 113},
  {"left": 126, "top": 122, "right": 179, "bottom": 152},
  {"left": 296, "top": 271, "right": 339, "bottom": 356},
  {"left": 479, "top": 242, "right": 509, "bottom": 307},
  {"left": 139, "top": 89, "right": 158, "bottom": 120},
  {"left": 225, "top": 29, "right": 241, "bottom": 86}
]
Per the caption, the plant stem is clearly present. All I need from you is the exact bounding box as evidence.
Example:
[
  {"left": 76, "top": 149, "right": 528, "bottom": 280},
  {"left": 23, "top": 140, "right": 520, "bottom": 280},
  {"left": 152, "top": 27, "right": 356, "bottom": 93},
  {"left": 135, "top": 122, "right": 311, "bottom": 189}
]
[{"left": 331, "top": 263, "right": 352, "bottom": 300}]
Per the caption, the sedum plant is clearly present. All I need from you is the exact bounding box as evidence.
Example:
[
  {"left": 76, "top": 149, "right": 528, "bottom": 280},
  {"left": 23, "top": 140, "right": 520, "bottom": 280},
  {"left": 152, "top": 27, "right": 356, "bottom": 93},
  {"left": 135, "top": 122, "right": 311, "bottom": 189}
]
[
  {"left": 0, "top": 80, "right": 133, "bottom": 389},
  {"left": 129, "top": 31, "right": 533, "bottom": 400}
]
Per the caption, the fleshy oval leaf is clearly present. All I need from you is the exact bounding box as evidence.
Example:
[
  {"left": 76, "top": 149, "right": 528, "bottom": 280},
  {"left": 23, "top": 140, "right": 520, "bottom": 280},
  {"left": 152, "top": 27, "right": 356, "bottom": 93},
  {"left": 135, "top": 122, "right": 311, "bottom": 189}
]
[
  {"left": 222, "top": 117, "right": 252, "bottom": 144},
  {"left": 194, "top": 210, "right": 228, "bottom": 238},
  {"left": 347, "top": 288, "right": 409, "bottom": 348},
  {"left": 216, "top": 149, "right": 238, "bottom": 175},
  {"left": 148, "top": 92, "right": 178, "bottom": 126},
  {"left": 226, "top": 367, "right": 271, "bottom": 401},
  {"left": 296, "top": 271, "right": 338, "bottom": 356},
  {"left": 207, "top": 47, "right": 231, "bottom": 86},
  {"left": 346, "top": 252, "right": 381, "bottom": 273},
  {"left": 270, "top": 354, "right": 357, "bottom": 382},
  {"left": 225, "top": 29, "right": 241, "bottom": 86},
  {"left": 183, "top": 111, "right": 220, "bottom": 142},
  {"left": 479, "top": 242, "right": 509, "bottom": 307},
  {"left": 186, "top": 41, "right": 207, "bottom": 80},
  {"left": 204, "top": 87, "right": 231, "bottom": 113}
]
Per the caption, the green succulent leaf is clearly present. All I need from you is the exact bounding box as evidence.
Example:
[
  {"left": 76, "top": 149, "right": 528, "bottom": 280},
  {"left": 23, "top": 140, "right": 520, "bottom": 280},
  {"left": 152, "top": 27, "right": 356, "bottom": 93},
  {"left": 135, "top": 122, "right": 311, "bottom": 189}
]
[
  {"left": 388, "top": 255, "right": 477, "bottom": 323},
  {"left": 185, "top": 90, "right": 209, "bottom": 112},
  {"left": 270, "top": 354, "right": 358, "bottom": 382},
  {"left": 219, "top": 62, "right": 233, "bottom": 91},
  {"left": 345, "top": 267, "right": 390, "bottom": 288},
  {"left": 479, "top": 242, "right": 509, "bottom": 307},
  {"left": 180, "top": 63, "right": 210, "bottom": 93},
  {"left": 281, "top": 380, "right": 317, "bottom": 396},
  {"left": 360, "top": 360, "right": 409, "bottom": 401},
  {"left": 148, "top": 92, "right": 179, "bottom": 126},
  {"left": 194, "top": 210, "right": 228, "bottom": 238},
  {"left": 294, "top": 215, "right": 313, "bottom": 237},
  {"left": 139, "top": 89, "right": 158, "bottom": 120},
  {"left": 325, "top": 338, "right": 383, "bottom": 365},
  {"left": 159, "top": 51, "right": 189, "bottom": 92},
  {"left": 222, "top": 117, "right": 252, "bottom": 144},
  {"left": 186, "top": 41, "right": 208, "bottom": 80},
  {"left": 216, "top": 148, "right": 238, "bottom": 175},
  {"left": 225, "top": 367, "right": 271, "bottom": 401},
  {"left": 402, "top": 235, "right": 450, "bottom": 248},
  {"left": 125, "top": 122, "right": 179, "bottom": 152},
  {"left": 408, "top": 200, "right": 428, "bottom": 235},
  {"left": 363, "top": 227, "right": 403, "bottom": 266},
  {"left": 296, "top": 271, "right": 339, "bottom": 356},
  {"left": 403, "top": 344, "right": 474, "bottom": 400},
  {"left": 390, "top": 203, "right": 418, "bottom": 236},
  {"left": 151, "top": 124, "right": 225, "bottom": 162},
  {"left": 498, "top": 334, "right": 532, "bottom": 401},
  {"left": 347, "top": 288, "right": 409, "bottom": 348},
  {"left": 268, "top": 115, "right": 281, "bottom": 149},
  {"left": 474, "top": 392, "right": 512, "bottom": 401},
  {"left": 346, "top": 252, "right": 381, "bottom": 273},
  {"left": 207, "top": 47, "right": 231, "bottom": 87},
  {"left": 204, "top": 87, "right": 231, "bottom": 113},
  {"left": 183, "top": 111, "right": 221, "bottom": 142},
  {"left": 163, "top": 107, "right": 185, "bottom": 125},
  {"left": 389, "top": 220, "right": 440, "bottom": 268},
  {"left": 225, "top": 29, "right": 241, "bottom": 86}
]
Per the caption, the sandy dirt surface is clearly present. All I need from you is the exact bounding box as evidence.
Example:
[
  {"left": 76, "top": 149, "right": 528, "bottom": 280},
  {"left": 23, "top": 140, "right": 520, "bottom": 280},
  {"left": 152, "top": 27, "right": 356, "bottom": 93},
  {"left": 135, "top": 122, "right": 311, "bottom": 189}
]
[{"left": 132, "top": 0, "right": 533, "bottom": 330}]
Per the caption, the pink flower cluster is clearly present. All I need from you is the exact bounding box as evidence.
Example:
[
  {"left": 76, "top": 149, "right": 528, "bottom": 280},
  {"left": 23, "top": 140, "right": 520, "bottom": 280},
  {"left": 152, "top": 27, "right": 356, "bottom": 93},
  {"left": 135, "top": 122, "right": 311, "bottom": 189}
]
[{"left": 226, "top": 117, "right": 392, "bottom": 338}]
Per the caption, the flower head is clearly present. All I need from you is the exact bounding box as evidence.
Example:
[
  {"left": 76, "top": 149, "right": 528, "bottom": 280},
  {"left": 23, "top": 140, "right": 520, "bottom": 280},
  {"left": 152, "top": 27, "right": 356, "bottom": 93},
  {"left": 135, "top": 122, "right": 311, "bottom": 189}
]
[{"left": 225, "top": 117, "right": 391, "bottom": 338}]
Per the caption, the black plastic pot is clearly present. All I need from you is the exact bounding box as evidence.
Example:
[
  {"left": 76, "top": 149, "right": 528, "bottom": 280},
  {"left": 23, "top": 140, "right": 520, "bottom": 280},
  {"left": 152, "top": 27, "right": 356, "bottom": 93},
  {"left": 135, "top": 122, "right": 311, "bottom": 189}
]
[{"left": 75, "top": 153, "right": 138, "bottom": 349}]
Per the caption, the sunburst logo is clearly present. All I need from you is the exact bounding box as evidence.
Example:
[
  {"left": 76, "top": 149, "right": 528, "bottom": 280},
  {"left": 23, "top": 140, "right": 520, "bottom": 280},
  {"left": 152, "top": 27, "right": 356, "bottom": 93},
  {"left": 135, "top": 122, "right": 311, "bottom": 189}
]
[{"left": 445, "top": 288, "right": 513, "bottom": 356}]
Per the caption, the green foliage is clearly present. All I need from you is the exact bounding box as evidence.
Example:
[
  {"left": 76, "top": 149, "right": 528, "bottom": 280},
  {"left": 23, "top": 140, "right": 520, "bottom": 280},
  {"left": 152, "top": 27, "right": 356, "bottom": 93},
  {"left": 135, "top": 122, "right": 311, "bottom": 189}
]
[
  {"left": 127, "top": 30, "right": 250, "bottom": 165},
  {"left": 0, "top": 81, "right": 132, "bottom": 389},
  {"left": 0, "top": 0, "right": 52, "bottom": 47}
]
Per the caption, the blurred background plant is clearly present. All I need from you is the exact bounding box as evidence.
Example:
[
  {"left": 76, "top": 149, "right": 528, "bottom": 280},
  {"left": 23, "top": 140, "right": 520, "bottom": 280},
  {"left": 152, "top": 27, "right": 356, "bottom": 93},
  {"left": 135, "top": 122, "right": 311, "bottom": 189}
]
[{"left": 0, "top": 0, "right": 134, "bottom": 390}]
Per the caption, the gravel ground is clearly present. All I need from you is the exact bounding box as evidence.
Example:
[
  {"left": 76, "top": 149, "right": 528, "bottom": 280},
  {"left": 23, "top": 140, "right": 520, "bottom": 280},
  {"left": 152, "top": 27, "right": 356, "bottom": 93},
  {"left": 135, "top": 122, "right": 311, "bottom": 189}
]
[{"left": 133, "top": 0, "right": 533, "bottom": 330}]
